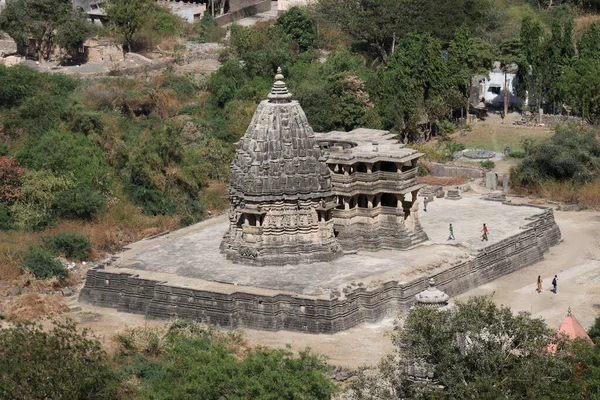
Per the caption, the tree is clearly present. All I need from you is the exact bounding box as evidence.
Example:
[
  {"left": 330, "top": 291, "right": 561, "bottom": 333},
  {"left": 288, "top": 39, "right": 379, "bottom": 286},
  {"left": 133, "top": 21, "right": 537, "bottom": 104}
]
[
  {"left": 55, "top": 10, "right": 94, "bottom": 58},
  {"left": 588, "top": 315, "right": 600, "bottom": 345},
  {"left": 0, "top": 321, "right": 119, "bottom": 399},
  {"left": 519, "top": 9, "right": 546, "bottom": 118},
  {"left": 348, "top": 297, "right": 579, "bottom": 399},
  {"left": 272, "top": 7, "right": 317, "bottom": 52},
  {"left": 447, "top": 25, "right": 494, "bottom": 123},
  {"left": 373, "top": 33, "right": 450, "bottom": 141},
  {"left": 545, "top": 6, "right": 576, "bottom": 111},
  {"left": 0, "top": 0, "right": 92, "bottom": 61},
  {"left": 579, "top": 22, "right": 600, "bottom": 60},
  {"left": 105, "top": 0, "right": 154, "bottom": 54},
  {"left": 497, "top": 38, "right": 525, "bottom": 121}
]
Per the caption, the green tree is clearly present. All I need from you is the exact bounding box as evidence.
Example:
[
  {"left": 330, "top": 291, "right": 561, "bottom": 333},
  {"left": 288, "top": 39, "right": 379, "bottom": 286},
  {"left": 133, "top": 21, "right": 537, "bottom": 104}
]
[
  {"left": 369, "top": 33, "right": 452, "bottom": 141},
  {"left": 105, "top": 0, "right": 154, "bottom": 54},
  {"left": 446, "top": 25, "right": 494, "bottom": 123},
  {"left": 557, "top": 57, "right": 600, "bottom": 123},
  {"left": 497, "top": 38, "right": 525, "bottom": 118},
  {"left": 0, "top": 321, "right": 119, "bottom": 399},
  {"left": 0, "top": 0, "right": 91, "bottom": 61},
  {"left": 579, "top": 22, "right": 600, "bottom": 60},
  {"left": 546, "top": 6, "right": 576, "bottom": 110},
  {"left": 519, "top": 9, "right": 546, "bottom": 117},
  {"left": 273, "top": 7, "right": 317, "bottom": 52},
  {"left": 588, "top": 315, "right": 600, "bottom": 345},
  {"left": 55, "top": 10, "right": 94, "bottom": 58},
  {"left": 348, "top": 297, "right": 578, "bottom": 399}
]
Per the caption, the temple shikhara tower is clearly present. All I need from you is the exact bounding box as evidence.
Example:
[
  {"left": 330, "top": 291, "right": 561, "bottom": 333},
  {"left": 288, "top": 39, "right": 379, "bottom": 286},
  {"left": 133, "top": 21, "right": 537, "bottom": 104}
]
[{"left": 220, "top": 68, "right": 342, "bottom": 265}]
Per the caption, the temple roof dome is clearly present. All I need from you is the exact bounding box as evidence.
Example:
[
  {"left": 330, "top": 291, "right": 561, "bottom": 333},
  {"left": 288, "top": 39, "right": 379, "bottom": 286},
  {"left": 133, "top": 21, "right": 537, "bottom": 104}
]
[{"left": 229, "top": 68, "right": 332, "bottom": 202}]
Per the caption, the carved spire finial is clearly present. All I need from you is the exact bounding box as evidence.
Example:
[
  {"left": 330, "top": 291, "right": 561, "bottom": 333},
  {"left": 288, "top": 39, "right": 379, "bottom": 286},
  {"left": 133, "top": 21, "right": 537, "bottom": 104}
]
[{"left": 268, "top": 67, "right": 292, "bottom": 103}]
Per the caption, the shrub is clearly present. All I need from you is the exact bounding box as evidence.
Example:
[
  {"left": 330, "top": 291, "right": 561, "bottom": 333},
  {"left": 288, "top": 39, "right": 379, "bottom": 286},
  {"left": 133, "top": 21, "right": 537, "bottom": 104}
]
[
  {"left": 506, "top": 150, "right": 526, "bottom": 159},
  {"left": 131, "top": 330, "right": 337, "bottom": 399},
  {"left": 10, "top": 170, "right": 72, "bottom": 231},
  {"left": 16, "top": 130, "right": 110, "bottom": 192},
  {"left": 42, "top": 232, "right": 92, "bottom": 261},
  {"left": 190, "top": 14, "right": 226, "bottom": 43},
  {"left": 0, "top": 156, "right": 25, "bottom": 204},
  {"left": 480, "top": 160, "right": 496, "bottom": 169},
  {"left": 53, "top": 189, "right": 105, "bottom": 221},
  {"left": 19, "top": 246, "right": 68, "bottom": 280},
  {"left": 0, "top": 203, "right": 14, "bottom": 231},
  {"left": 512, "top": 125, "right": 600, "bottom": 188},
  {"left": 0, "top": 321, "right": 119, "bottom": 399},
  {"left": 439, "top": 119, "right": 457, "bottom": 134},
  {"left": 161, "top": 74, "right": 199, "bottom": 100}
]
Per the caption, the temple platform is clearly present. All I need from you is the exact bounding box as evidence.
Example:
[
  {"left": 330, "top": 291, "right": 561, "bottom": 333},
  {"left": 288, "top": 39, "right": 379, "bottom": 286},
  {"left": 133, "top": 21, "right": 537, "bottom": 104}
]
[{"left": 80, "top": 197, "right": 562, "bottom": 333}]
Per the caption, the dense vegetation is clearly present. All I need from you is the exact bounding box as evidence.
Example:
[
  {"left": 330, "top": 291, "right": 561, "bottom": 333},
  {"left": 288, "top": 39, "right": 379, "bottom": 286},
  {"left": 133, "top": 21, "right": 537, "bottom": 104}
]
[
  {"left": 511, "top": 124, "right": 600, "bottom": 206},
  {"left": 0, "top": 320, "right": 336, "bottom": 400},
  {"left": 347, "top": 297, "right": 600, "bottom": 400},
  {"left": 3, "top": 304, "right": 600, "bottom": 399}
]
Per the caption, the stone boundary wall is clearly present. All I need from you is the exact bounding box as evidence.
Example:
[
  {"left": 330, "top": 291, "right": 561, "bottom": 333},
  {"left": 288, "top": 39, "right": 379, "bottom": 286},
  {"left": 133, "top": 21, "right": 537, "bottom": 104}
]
[
  {"left": 80, "top": 205, "right": 561, "bottom": 334},
  {"left": 214, "top": 0, "right": 271, "bottom": 26},
  {"left": 430, "top": 162, "right": 485, "bottom": 179},
  {"left": 541, "top": 114, "right": 584, "bottom": 127}
]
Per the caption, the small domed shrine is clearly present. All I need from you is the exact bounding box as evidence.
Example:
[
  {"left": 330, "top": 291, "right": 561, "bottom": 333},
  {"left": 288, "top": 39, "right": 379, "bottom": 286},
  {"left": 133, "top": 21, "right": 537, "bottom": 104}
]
[
  {"left": 413, "top": 278, "right": 453, "bottom": 311},
  {"left": 220, "top": 68, "right": 342, "bottom": 266}
]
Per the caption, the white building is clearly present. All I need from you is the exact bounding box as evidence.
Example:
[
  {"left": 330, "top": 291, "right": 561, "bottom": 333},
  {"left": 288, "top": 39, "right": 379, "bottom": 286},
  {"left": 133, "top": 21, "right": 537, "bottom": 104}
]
[{"left": 476, "top": 63, "right": 526, "bottom": 108}]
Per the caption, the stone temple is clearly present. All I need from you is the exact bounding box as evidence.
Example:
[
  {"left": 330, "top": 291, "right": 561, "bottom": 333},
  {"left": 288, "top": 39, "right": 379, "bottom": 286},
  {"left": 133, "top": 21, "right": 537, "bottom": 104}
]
[
  {"left": 220, "top": 68, "right": 342, "bottom": 266},
  {"left": 221, "top": 69, "right": 429, "bottom": 265},
  {"left": 80, "top": 70, "right": 563, "bottom": 334}
]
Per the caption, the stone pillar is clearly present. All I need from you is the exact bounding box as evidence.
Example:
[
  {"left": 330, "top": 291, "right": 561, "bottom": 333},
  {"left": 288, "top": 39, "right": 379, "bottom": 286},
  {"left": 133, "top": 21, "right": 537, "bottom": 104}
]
[
  {"left": 344, "top": 198, "right": 350, "bottom": 210},
  {"left": 367, "top": 195, "right": 374, "bottom": 209},
  {"left": 366, "top": 163, "right": 372, "bottom": 174},
  {"left": 502, "top": 173, "right": 510, "bottom": 192},
  {"left": 485, "top": 172, "right": 498, "bottom": 190},
  {"left": 343, "top": 165, "right": 350, "bottom": 176},
  {"left": 397, "top": 196, "right": 402, "bottom": 209}
]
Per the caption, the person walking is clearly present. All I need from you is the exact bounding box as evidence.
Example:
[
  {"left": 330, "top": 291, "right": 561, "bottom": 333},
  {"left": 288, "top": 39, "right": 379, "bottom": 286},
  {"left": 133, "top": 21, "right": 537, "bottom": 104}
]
[
  {"left": 481, "top": 223, "right": 489, "bottom": 241},
  {"left": 423, "top": 197, "right": 428, "bottom": 212},
  {"left": 536, "top": 275, "right": 542, "bottom": 293},
  {"left": 552, "top": 275, "right": 557, "bottom": 293},
  {"left": 448, "top": 223, "right": 455, "bottom": 240}
]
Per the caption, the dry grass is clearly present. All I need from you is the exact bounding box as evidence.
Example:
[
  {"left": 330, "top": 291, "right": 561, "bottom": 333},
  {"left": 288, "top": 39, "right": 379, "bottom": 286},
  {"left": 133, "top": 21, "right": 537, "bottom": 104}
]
[
  {"left": 576, "top": 178, "right": 600, "bottom": 209},
  {"left": 200, "top": 180, "right": 229, "bottom": 214},
  {"left": 107, "top": 320, "right": 250, "bottom": 359},
  {"left": 453, "top": 123, "right": 552, "bottom": 153},
  {"left": 514, "top": 177, "right": 600, "bottom": 209},
  {"left": 3, "top": 293, "right": 68, "bottom": 322},
  {"left": 418, "top": 175, "right": 468, "bottom": 187}
]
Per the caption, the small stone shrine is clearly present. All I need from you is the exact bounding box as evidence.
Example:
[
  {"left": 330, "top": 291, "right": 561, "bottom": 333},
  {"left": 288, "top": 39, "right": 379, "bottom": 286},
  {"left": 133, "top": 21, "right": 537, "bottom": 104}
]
[
  {"left": 220, "top": 68, "right": 342, "bottom": 266},
  {"left": 413, "top": 278, "right": 454, "bottom": 311},
  {"left": 446, "top": 188, "right": 462, "bottom": 200}
]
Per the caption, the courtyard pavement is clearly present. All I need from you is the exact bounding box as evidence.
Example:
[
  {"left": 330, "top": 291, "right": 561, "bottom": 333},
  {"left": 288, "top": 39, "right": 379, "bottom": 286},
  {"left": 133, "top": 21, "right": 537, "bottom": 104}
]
[{"left": 111, "top": 196, "right": 543, "bottom": 296}]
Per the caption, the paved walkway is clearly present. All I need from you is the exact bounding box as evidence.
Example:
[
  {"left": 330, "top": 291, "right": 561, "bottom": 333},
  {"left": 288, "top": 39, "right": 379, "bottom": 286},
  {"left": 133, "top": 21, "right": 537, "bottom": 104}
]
[{"left": 457, "top": 210, "right": 600, "bottom": 330}]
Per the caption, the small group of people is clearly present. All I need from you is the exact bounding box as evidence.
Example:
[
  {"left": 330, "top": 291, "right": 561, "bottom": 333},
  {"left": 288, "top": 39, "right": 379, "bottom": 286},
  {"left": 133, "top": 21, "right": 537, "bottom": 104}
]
[
  {"left": 536, "top": 274, "right": 558, "bottom": 293},
  {"left": 447, "top": 223, "right": 489, "bottom": 241}
]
